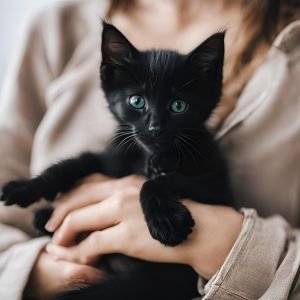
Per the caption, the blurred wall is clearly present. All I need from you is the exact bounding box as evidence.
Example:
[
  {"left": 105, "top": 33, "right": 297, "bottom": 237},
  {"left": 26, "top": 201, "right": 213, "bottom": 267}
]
[{"left": 0, "top": 0, "right": 56, "bottom": 93}]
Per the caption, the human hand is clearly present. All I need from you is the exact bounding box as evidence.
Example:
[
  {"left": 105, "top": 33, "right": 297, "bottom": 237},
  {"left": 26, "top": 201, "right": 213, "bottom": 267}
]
[
  {"left": 24, "top": 250, "right": 105, "bottom": 300},
  {"left": 44, "top": 173, "right": 144, "bottom": 234},
  {"left": 45, "top": 176, "right": 243, "bottom": 279}
]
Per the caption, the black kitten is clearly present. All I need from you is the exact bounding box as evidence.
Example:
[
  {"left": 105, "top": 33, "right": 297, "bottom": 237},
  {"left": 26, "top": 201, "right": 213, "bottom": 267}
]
[{"left": 1, "top": 22, "right": 233, "bottom": 299}]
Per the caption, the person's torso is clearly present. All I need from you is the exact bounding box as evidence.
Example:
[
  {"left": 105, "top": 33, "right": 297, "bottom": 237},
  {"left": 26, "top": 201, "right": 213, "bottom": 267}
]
[{"left": 31, "top": 0, "right": 300, "bottom": 226}]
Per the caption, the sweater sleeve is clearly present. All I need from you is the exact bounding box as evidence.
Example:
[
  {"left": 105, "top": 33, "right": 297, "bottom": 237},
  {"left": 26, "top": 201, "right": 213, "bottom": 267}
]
[
  {"left": 0, "top": 1, "right": 105, "bottom": 297},
  {"left": 0, "top": 13, "right": 49, "bottom": 188},
  {"left": 198, "top": 209, "right": 300, "bottom": 299},
  {"left": 0, "top": 6, "right": 55, "bottom": 236},
  {"left": 0, "top": 0, "right": 93, "bottom": 189},
  {"left": 0, "top": 224, "right": 49, "bottom": 300},
  {"left": 0, "top": 1, "right": 108, "bottom": 297},
  {"left": 0, "top": 6, "right": 57, "bottom": 299}
]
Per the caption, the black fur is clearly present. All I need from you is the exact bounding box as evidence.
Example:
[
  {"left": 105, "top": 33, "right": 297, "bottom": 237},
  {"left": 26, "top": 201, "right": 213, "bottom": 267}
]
[
  {"left": 1, "top": 22, "right": 233, "bottom": 299},
  {"left": 57, "top": 258, "right": 198, "bottom": 300}
]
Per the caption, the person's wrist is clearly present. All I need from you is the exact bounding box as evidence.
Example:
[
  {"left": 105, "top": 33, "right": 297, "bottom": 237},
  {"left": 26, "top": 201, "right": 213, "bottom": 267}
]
[{"left": 189, "top": 206, "right": 243, "bottom": 280}]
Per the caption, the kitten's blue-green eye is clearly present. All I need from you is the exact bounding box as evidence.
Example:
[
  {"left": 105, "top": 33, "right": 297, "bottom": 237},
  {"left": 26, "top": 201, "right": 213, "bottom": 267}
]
[
  {"left": 129, "top": 95, "right": 145, "bottom": 109},
  {"left": 171, "top": 100, "right": 188, "bottom": 113}
]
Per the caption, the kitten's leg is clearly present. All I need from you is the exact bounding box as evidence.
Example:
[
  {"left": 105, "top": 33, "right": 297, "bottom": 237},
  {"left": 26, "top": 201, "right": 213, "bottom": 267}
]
[
  {"left": 140, "top": 172, "right": 233, "bottom": 246},
  {"left": 0, "top": 152, "right": 105, "bottom": 207},
  {"left": 140, "top": 175, "right": 194, "bottom": 246},
  {"left": 0, "top": 145, "right": 142, "bottom": 208}
]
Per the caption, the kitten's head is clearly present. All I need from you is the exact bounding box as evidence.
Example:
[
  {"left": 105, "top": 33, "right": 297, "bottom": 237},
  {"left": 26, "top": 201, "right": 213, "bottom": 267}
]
[{"left": 100, "top": 22, "right": 225, "bottom": 151}]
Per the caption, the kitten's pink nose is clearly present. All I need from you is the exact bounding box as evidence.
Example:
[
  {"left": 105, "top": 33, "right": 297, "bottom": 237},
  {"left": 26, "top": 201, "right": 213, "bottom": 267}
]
[{"left": 149, "top": 126, "right": 162, "bottom": 137}]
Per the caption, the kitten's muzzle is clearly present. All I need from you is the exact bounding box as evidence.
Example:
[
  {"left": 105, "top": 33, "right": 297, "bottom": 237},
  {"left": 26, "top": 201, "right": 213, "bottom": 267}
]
[{"left": 148, "top": 126, "right": 162, "bottom": 138}]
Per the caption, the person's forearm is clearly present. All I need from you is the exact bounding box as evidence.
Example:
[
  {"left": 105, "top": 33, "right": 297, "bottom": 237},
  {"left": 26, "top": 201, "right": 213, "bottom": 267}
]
[{"left": 199, "top": 209, "right": 300, "bottom": 299}]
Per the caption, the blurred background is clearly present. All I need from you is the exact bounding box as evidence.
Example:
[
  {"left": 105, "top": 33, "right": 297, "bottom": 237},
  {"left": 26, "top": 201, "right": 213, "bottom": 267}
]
[{"left": 0, "top": 0, "right": 56, "bottom": 93}]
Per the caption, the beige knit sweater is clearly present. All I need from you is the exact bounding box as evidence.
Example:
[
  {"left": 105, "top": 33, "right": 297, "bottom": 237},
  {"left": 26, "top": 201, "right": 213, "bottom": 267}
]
[{"left": 0, "top": 1, "right": 300, "bottom": 299}]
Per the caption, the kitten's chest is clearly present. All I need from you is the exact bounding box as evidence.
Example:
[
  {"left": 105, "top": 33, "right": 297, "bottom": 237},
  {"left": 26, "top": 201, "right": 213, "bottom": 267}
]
[
  {"left": 145, "top": 154, "right": 204, "bottom": 178},
  {"left": 145, "top": 155, "right": 177, "bottom": 178}
]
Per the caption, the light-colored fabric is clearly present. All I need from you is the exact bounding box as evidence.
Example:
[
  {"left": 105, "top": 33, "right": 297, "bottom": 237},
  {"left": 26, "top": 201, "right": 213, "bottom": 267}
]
[
  {"left": 0, "top": 0, "right": 299, "bottom": 299},
  {"left": 198, "top": 20, "right": 300, "bottom": 300},
  {"left": 0, "top": 224, "right": 48, "bottom": 300}
]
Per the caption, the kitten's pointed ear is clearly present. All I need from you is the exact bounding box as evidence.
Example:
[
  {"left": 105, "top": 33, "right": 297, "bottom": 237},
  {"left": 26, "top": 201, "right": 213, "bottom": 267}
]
[
  {"left": 101, "top": 21, "right": 138, "bottom": 64},
  {"left": 187, "top": 31, "right": 225, "bottom": 78}
]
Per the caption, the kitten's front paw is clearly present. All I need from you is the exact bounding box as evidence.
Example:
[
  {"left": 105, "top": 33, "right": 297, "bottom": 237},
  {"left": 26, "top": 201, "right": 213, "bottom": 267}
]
[
  {"left": 0, "top": 180, "right": 41, "bottom": 207},
  {"left": 141, "top": 182, "right": 195, "bottom": 246},
  {"left": 148, "top": 201, "right": 195, "bottom": 246}
]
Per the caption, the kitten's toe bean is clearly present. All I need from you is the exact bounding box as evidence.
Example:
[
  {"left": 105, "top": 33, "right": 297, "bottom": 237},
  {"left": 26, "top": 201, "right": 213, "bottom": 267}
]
[{"left": 1, "top": 180, "right": 40, "bottom": 207}]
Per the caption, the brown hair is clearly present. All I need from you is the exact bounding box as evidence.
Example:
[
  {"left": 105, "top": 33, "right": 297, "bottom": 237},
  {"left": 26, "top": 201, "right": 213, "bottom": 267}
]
[
  {"left": 107, "top": 0, "right": 300, "bottom": 123},
  {"left": 222, "top": 0, "right": 300, "bottom": 121}
]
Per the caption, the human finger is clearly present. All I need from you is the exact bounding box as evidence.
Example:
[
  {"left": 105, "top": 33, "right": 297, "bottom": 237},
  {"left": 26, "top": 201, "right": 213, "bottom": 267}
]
[
  {"left": 25, "top": 250, "right": 105, "bottom": 299},
  {"left": 47, "top": 227, "right": 123, "bottom": 265},
  {"left": 81, "top": 173, "right": 112, "bottom": 183},
  {"left": 51, "top": 195, "right": 124, "bottom": 246},
  {"left": 46, "top": 180, "right": 116, "bottom": 232},
  {"left": 46, "top": 175, "right": 144, "bottom": 232}
]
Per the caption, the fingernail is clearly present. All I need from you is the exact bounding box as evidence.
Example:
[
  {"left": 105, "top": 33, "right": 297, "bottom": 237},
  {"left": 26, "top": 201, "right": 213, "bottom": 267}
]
[{"left": 45, "top": 221, "right": 55, "bottom": 232}]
